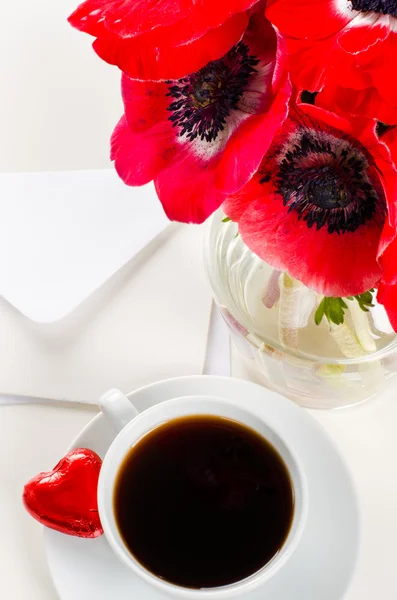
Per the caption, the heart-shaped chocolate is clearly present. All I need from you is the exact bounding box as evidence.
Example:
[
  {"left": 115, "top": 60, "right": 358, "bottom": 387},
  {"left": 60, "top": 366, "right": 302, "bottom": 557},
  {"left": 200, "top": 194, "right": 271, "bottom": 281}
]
[{"left": 23, "top": 448, "right": 104, "bottom": 538}]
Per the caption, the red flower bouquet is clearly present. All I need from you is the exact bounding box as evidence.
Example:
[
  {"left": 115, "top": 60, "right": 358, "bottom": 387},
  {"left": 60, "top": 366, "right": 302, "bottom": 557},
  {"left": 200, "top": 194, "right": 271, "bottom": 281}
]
[{"left": 69, "top": 0, "right": 397, "bottom": 403}]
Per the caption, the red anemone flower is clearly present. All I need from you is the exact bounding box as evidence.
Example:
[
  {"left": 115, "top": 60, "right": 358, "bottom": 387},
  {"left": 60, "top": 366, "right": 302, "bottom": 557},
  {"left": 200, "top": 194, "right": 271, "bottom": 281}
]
[
  {"left": 110, "top": 14, "right": 291, "bottom": 223},
  {"left": 69, "top": 0, "right": 261, "bottom": 81},
  {"left": 266, "top": 0, "right": 397, "bottom": 123},
  {"left": 223, "top": 103, "right": 397, "bottom": 297}
]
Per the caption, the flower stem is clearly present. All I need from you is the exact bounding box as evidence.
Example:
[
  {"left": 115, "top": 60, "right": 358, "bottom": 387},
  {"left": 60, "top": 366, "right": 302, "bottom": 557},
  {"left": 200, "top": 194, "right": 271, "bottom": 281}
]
[
  {"left": 262, "top": 269, "right": 281, "bottom": 309},
  {"left": 347, "top": 299, "right": 377, "bottom": 353},
  {"left": 279, "top": 273, "right": 300, "bottom": 348},
  {"left": 329, "top": 322, "right": 366, "bottom": 358}
]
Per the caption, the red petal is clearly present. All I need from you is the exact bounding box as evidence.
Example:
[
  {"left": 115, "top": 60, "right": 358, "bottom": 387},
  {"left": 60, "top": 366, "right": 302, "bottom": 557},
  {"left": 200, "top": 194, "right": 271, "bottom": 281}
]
[
  {"left": 295, "top": 103, "right": 354, "bottom": 137},
  {"left": 94, "top": 12, "right": 249, "bottom": 80},
  {"left": 242, "top": 8, "right": 277, "bottom": 65},
  {"left": 216, "top": 76, "right": 291, "bottom": 194},
  {"left": 297, "top": 103, "right": 382, "bottom": 156},
  {"left": 379, "top": 230, "right": 397, "bottom": 282},
  {"left": 161, "top": 0, "right": 259, "bottom": 47},
  {"left": 337, "top": 13, "right": 390, "bottom": 54},
  {"left": 282, "top": 34, "right": 373, "bottom": 93},
  {"left": 69, "top": 0, "right": 188, "bottom": 39},
  {"left": 69, "top": 0, "right": 257, "bottom": 40},
  {"left": 378, "top": 133, "right": 397, "bottom": 283},
  {"left": 186, "top": 0, "right": 259, "bottom": 38},
  {"left": 317, "top": 84, "right": 397, "bottom": 124},
  {"left": 383, "top": 125, "right": 397, "bottom": 151},
  {"left": 370, "top": 133, "right": 397, "bottom": 267},
  {"left": 111, "top": 116, "right": 176, "bottom": 186},
  {"left": 358, "top": 33, "right": 397, "bottom": 113},
  {"left": 281, "top": 36, "right": 338, "bottom": 92},
  {"left": 266, "top": 0, "right": 353, "bottom": 40},
  {"left": 377, "top": 282, "right": 397, "bottom": 332},
  {"left": 326, "top": 47, "right": 372, "bottom": 90},
  {"left": 122, "top": 77, "right": 170, "bottom": 133},
  {"left": 155, "top": 155, "right": 226, "bottom": 223},
  {"left": 222, "top": 176, "right": 262, "bottom": 221}
]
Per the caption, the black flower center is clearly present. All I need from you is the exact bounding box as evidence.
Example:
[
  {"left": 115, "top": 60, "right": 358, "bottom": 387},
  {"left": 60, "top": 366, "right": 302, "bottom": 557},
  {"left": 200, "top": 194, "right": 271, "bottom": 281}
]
[
  {"left": 305, "top": 168, "right": 350, "bottom": 210},
  {"left": 350, "top": 0, "right": 397, "bottom": 16},
  {"left": 166, "top": 42, "right": 259, "bottom": 143},
  {"left": 262, "top": 128, "right": 386, "bottom": 234}
]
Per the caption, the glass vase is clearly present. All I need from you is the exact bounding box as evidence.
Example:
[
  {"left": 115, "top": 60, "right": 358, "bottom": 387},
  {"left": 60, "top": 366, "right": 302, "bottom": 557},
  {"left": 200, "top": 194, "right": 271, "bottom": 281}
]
[{"left": 205, "top": 211, "right": 397, "bottom": 409}]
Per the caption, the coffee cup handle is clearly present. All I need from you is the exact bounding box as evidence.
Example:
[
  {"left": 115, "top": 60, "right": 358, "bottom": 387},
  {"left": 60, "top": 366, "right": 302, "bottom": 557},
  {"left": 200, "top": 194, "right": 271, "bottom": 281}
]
[{"left": 99, "top": 389, "right": 139, "bottom": 433}]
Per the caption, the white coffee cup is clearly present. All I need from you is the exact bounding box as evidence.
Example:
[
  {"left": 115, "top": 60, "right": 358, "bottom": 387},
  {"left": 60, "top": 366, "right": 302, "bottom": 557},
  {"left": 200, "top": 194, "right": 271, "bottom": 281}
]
[{"left": 98, "top": 389, "right": 308, "bottom": 599}]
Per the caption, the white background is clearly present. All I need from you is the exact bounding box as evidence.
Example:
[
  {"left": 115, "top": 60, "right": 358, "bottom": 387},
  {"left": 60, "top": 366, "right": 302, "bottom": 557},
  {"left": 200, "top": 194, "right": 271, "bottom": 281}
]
[{"left": 1, "top": 0, "right": 121, "bottom": 173}]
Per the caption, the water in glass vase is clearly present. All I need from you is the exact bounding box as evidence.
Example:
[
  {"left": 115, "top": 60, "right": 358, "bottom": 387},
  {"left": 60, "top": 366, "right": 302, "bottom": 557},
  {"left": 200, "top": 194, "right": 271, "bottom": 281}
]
[{"left": 205, "top": 213, "right": 397, "bottom": 409}]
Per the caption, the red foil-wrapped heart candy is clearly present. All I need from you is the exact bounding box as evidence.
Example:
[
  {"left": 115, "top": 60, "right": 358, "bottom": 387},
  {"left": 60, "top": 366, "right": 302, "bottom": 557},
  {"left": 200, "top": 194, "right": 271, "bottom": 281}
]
[{"left": 23, "top": 448, "right": 103, "bottom": 538}]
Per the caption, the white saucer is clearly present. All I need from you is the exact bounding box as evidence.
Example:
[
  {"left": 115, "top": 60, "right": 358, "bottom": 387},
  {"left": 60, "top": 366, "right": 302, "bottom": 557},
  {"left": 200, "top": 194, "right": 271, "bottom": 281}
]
[{"left": 44, "top": 376, "right": 359, "bottom": 600}]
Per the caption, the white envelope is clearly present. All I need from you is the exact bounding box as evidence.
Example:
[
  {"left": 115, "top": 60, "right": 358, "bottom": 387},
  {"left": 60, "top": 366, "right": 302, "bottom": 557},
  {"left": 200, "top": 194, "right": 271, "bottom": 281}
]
[
  {"left": 0, "top": 171, "right": 213, "bottom": 403},
  {"left": 0, "top": 222, "right": 212, "bottom": 402},
  {"left": 0, "top": 170, "right": 170, "bottom": 323}
]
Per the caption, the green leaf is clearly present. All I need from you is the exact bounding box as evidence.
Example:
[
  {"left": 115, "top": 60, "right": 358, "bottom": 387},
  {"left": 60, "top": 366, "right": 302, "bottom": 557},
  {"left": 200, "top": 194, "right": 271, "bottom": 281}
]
[
  {"left": 314, "top": 296, "right": 347, "bottom": 325},
  {"left": 314, "top": 297, "right": 347, "bottom": 326},
  {"left": 222, "top": 217, "right": 231, "bottom": 223},
  {"left": 354, "top": 288, "right": 375, "bottom": 313},
  {"left": 314, "top": 289, "right": 375, "bottom": 328},
  {"left": 328, "top": 297, "right": 346, "bottom": 325},
  {"left": 315, "top": 299, "right": 325, "bottom": 325}
]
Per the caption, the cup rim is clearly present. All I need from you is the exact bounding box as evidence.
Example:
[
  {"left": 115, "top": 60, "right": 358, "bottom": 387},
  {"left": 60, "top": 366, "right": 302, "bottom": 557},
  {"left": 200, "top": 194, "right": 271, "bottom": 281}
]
[{"left": 98, "top": 395, "right": 308, "bottom": 599}]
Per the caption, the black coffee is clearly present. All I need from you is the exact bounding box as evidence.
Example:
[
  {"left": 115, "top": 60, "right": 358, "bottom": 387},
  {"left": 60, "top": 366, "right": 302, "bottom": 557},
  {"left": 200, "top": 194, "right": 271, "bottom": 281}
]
[{"left": 114, "top": 416, "right": 294, "bottom": 589}]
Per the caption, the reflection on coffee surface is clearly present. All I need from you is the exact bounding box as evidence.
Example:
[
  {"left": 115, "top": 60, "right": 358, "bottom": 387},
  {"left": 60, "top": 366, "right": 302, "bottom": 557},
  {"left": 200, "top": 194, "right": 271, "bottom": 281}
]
[{"left": 114, "top": 416, "right": 294, "bottom": 589}]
